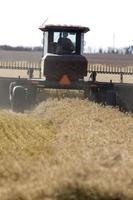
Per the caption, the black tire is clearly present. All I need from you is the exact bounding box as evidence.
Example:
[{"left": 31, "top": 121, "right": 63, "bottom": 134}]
[{"left": 11, "top": 86, "right": 25, "bottom": 113}]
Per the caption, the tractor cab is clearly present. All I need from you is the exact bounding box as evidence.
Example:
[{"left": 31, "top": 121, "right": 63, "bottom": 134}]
[
  {"left": 39, "top": 24, "right": 89, "bottom": 56},
  {"left": 39, "top": 24, "right": 90, "bottom": 81}
]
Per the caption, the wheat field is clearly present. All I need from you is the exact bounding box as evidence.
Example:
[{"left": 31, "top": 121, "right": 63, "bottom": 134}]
[{"left": 0, "top": 96, "right": 132, "bottom": 200}]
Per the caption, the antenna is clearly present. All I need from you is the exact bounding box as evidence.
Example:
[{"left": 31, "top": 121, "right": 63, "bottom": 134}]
[
  {"left": 42, "top": 17, "right": 49, "bottom": 27},
  {"left": 113, "top": 32, "right": 115, "bottom": 49}
]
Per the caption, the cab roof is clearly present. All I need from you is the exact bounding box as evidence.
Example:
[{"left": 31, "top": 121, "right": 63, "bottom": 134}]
[{"left": 39, "top": 24, "right": 90, "bottom": 33}]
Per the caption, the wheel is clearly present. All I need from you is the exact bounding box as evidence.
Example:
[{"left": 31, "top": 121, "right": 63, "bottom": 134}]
[{"left": 11, "top": 86, "right": 26, "bottom": 113}]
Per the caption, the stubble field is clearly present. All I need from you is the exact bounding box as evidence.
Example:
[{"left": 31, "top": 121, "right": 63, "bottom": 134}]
[{"left": 0, "top": 97, "right": 133, "bottom": 200}]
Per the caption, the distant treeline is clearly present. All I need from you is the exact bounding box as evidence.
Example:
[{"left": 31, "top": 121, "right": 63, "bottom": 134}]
[{"left": 0, "top": 45, "right": 43, "bottom": 51}]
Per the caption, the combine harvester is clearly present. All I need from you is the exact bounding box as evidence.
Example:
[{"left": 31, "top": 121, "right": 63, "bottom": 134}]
[{"left": 0, "top": 23, "right": 133, "bottom": 112}]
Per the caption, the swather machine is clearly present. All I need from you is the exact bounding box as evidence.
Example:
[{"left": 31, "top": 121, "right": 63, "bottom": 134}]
[{"left": 8, "top": 23, "right": 133, "bottom": 112}]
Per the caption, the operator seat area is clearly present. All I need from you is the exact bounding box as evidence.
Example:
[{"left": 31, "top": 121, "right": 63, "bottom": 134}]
[{"left": 49, "top": 31, "right": 76, "bottom": 55}]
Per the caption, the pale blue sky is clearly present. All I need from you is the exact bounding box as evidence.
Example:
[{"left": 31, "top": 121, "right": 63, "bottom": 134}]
[{"left": 0, "top": 0, "right": 133, "bottom": 48}]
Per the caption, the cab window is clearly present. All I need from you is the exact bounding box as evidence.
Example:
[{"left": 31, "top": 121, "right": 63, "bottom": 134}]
[{"left": 48, "top": 31, "right": 77, "bottom": 54}]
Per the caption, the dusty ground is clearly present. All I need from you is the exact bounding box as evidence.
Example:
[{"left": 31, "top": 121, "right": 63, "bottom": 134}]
[{"left": 0, "top": 69, "right": 40, "bottom": 78}]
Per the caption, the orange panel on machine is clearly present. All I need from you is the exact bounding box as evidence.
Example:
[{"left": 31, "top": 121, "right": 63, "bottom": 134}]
[{"left": 59, "top": 74, "right": 71, "bottom": 85}]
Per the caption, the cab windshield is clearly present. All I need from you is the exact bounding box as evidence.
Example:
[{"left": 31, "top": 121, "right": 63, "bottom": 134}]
[{"left": 48, "top": 31, "right": 78, "bottom": 55}]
